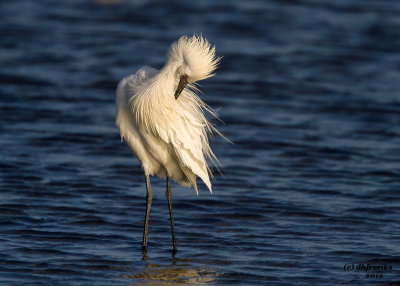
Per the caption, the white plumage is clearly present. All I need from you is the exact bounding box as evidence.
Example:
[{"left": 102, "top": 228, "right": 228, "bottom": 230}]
[
  {"left": 115, "top": 35, "right": 221, "bottom": 252},
  {"left": 116, "top": 35, "right": 220, "bottom": 194}
]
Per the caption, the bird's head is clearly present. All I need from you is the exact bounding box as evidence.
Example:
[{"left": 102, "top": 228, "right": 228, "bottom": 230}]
[{"left": 166, "top": 35, "right": 220, "bottom": 99}]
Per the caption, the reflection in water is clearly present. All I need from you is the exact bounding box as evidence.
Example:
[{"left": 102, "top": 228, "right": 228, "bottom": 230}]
[{"left": 125, "top": 258, "right": 218, "bottom": 285}]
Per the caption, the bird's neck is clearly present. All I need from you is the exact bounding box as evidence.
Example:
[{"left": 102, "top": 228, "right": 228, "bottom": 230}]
[
  {"left": 134, "top": 66, "right": 177, "bottom": 109},
  {"left": 154, "top": 65, "right": 178, "bottom": 97}
]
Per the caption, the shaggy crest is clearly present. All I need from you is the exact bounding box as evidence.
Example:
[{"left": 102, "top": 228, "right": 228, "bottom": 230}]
[{"left": 167, "top": 35, "right": 220, "bottom": 82}]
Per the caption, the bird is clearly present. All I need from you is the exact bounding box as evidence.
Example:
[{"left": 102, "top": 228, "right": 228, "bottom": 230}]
[{"left": 115, "top": 35, "right": 222, "bottom": 253}]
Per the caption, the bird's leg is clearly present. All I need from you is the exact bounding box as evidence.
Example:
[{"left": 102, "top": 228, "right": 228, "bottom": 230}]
[
  {"left": 166, "top": 176, "right": 177, "bottom": 253},
  {"left": 142, "top": 173, "right": 153, "bottom": 254}
]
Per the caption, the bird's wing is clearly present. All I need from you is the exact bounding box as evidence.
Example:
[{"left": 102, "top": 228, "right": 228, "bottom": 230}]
[
  {"left": 155, "top": 100, "right": 213, "bottom": 194},
  {"left": 115, "top": 66, "right": 160, "bottom": 170},
  {"left": 116, "top": 66, "right": 158, "bottom": 117}
]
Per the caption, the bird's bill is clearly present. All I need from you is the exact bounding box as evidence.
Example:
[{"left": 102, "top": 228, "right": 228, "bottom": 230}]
[{"left": 174, "top": 75, "right": 188, "bottom": 100}]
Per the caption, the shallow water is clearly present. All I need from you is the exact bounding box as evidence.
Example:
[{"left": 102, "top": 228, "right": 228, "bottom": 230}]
[{"left": 1, "top": 0, "right": 400, "bottom": 285}]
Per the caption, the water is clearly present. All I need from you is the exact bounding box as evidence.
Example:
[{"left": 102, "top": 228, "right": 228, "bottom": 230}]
[{"left": 1, "top": 0, "right": 400, "bottom": 285}]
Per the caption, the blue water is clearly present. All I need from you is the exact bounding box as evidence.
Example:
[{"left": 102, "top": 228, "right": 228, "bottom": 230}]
[{"left": 1, "top": 0, "right": 400, "bottom": 285}]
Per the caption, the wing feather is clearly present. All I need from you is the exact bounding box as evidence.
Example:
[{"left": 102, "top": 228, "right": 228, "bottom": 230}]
[{"left": 163, "top": 99, "right": 213, "bottom": 193}]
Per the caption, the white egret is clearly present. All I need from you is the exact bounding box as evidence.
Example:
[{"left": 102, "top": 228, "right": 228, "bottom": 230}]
[{"left": 115, "top": 35, "right": 222, "bottom": 253}]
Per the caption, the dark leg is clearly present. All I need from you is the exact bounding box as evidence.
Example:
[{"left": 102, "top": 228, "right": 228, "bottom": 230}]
[
  {"left": 166, "top": 177, "right": 177, "bottom": 252},
  {"left": 142, "top": 173, "right": 153, "bottom": 254}
]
